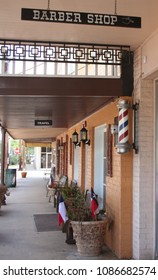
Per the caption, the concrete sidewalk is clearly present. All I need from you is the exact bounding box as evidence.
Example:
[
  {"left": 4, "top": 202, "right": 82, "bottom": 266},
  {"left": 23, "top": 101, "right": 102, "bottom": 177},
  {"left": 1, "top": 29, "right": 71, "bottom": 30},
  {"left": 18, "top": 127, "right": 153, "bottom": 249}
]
[{"left": 0, "top": 170, "right": 117, "bottom": 260}]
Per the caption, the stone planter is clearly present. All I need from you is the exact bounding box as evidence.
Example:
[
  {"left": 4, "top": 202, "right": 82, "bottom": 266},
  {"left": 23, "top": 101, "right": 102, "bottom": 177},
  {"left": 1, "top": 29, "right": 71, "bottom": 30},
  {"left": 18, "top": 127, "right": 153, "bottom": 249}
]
[{"left": 71, "top": 220, "right": 107, "bottom": 256}]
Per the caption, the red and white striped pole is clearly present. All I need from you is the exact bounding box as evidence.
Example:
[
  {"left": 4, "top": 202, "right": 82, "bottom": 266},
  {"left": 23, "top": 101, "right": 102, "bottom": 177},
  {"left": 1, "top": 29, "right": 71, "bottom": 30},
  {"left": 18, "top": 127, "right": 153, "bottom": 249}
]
[{"left": 116, "top": 99, "right": 131, "bottom": 154}]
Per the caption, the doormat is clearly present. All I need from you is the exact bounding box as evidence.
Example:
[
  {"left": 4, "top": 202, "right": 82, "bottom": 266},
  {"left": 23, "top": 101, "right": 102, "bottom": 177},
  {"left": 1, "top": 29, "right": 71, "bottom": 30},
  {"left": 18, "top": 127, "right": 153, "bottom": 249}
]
[{"left": 33, "top": 214, "right": 61, "bottom": 232}]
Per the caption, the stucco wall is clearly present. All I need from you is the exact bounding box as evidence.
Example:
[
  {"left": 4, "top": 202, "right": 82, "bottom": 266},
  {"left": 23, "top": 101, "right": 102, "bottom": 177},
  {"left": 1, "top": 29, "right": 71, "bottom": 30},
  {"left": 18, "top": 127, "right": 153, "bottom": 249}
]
[{"left": 142, "top": 29, "right": 158, "bottom": 79}]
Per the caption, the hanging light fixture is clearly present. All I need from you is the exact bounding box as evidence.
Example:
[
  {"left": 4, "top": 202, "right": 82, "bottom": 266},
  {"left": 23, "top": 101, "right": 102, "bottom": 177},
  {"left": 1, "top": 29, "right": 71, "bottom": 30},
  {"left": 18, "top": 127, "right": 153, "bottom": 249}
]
[{"left": 72, "top": 130, "right": 80, "bottom": 147}]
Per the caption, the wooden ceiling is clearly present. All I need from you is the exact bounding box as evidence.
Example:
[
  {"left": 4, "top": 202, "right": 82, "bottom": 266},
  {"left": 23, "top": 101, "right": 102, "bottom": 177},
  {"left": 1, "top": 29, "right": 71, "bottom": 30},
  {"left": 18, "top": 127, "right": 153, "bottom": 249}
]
[{"left": 0, "top": 76, "right": 124, "bottom": 142}]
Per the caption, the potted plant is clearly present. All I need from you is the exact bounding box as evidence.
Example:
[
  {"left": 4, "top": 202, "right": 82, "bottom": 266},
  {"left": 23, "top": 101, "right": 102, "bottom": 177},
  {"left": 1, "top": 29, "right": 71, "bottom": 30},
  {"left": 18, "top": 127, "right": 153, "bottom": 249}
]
[
  {"left": 21, "top": 171, "right": 27, "bottom": 178},
  {"left": 62, "top": 186, "right": 108, "bottom": 256},
  {"left": 0, "top": 184, "right": 9, "bottom": 207}
]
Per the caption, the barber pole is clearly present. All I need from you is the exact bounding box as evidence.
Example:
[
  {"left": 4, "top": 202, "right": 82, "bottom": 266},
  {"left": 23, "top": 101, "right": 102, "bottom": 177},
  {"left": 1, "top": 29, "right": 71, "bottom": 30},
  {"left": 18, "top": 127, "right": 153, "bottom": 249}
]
[
  {"left": 116, "top": 99, "right": 131, "bottom": 154},
  {"left": 118, "top": 106, "right": 129, "bottom": 143}
]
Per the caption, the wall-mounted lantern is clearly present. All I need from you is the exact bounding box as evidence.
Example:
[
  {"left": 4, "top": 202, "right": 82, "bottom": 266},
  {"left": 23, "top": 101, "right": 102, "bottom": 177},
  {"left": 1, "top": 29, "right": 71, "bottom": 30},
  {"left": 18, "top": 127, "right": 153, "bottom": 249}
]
[
  {"left": 58, "top": 143, "right": 64, "bottom": 150},
  {"left": 72, "top": 130, "right": 80, "bottom": 147},
  {"left": 80, "top": 124, "right": 90, "bottom": 145},
  {"left": 72, "top": 122, "right": 90, "bottom": 147}
]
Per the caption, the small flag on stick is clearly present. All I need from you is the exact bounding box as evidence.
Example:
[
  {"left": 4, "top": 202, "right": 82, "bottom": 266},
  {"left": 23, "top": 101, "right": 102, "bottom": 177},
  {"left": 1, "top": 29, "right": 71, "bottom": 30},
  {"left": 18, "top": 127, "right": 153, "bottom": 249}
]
[
  {"left": 58, "top": 194, "right": 68, "bottom": 226},
  {"left": 91, "top": 188, "right": 99, "bottom": 220}
]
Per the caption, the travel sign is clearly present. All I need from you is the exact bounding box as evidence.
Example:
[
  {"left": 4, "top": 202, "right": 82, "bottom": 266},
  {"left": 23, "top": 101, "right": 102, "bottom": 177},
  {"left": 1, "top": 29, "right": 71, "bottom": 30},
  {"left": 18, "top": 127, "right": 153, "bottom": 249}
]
[
  {"left": 21, "top": 8, "right": 141, "bottom": 28},
  {"left": 35, "top": 120, "right": 52, "bottom": 126}
]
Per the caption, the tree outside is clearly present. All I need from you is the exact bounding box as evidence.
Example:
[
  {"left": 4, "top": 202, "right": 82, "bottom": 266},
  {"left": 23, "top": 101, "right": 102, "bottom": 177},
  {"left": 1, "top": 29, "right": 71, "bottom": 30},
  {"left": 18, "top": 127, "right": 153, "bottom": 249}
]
[{"left": 8, "top": 139, "right": 34, "bottom": 168}]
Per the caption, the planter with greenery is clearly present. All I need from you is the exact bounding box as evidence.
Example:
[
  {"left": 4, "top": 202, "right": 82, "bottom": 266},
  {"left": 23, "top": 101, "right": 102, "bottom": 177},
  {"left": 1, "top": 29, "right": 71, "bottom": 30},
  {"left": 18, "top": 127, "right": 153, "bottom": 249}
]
[
  {"left": 0, "top": 184, "right": 8, "bottom": 207},
  {"left": 62, "top": 185, "right": 108, "bottom": 256}
]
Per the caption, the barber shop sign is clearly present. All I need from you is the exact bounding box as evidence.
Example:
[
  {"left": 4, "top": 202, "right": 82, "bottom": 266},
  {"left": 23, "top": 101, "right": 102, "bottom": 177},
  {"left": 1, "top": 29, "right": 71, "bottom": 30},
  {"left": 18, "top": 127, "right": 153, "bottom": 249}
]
[{"left": 21, "top": 8, "right": 141, "bottom": 28}]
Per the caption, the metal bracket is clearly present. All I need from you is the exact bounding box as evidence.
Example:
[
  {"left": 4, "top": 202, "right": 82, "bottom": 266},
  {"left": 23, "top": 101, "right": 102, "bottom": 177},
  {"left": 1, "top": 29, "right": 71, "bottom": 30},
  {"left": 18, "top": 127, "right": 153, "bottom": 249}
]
[{"left": 132, "top": 101, "right": 139, "bottom": 154}]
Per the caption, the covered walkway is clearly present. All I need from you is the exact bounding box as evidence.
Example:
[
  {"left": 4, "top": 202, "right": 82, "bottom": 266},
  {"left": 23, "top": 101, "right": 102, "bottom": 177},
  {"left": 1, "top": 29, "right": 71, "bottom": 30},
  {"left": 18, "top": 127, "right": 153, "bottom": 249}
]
[{"left": 0, "top": 170, "right": 117, "bottom": 260}]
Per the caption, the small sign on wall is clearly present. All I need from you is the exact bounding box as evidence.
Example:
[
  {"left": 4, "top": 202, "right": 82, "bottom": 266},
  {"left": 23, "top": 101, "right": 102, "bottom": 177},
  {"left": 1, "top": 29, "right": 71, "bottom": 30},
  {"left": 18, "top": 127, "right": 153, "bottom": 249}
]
[
  {"left": 21, "top": 8, "right": 141, "bottom": 28},
  {"left": 35, "top": 120, "right": 52, "bottom": 126}
]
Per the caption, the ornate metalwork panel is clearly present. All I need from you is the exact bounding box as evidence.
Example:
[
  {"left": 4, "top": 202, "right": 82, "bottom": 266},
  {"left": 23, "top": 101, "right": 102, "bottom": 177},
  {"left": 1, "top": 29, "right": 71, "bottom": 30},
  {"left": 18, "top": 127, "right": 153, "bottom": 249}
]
[{"left": 0, "top": 39, "right": 131, "bottom": 65}]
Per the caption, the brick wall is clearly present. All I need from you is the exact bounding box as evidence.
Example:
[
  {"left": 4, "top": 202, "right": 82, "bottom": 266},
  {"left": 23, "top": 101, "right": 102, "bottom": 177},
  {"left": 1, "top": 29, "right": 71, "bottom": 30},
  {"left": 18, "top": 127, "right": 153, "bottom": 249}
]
[
  {"left": 106, "top": 104, "right": 133, "bottom": 259},
  {"left": 57, "top": 97, "right": 133, "bottom": 259},
  {"left": 133, "top": 49, "right": 155, "bottom": 259}
]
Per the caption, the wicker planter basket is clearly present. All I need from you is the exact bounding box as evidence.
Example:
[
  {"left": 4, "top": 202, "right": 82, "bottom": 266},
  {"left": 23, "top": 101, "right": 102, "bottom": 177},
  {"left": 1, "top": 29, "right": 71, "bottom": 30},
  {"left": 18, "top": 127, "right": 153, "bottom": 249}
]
[{"left": 71, "top": 220, "right": 107, "bottom": 256}]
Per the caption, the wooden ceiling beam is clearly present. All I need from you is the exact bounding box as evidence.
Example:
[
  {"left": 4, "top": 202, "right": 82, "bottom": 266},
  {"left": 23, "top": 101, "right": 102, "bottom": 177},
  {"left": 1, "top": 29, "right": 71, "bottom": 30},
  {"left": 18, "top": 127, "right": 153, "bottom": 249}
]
[{"left": 0, "top": 77, "right": 125, "bottom": 97}]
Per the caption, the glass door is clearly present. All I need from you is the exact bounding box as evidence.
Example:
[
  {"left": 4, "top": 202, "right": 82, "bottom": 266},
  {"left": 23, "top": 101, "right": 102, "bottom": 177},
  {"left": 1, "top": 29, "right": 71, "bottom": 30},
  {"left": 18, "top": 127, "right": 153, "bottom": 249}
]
[
  {"left": 94, "top": 125, "right": 106, "bottom": 210},
  {"left": 103, "top": 130, "right": 106, "bottom": 209},
  {"left": 47, "top": 153, "right": 52, "bottom": 168},
  {"left": 85, "top": 145, "right": 88, "bottom": 190},
  {"left": 41, "top": 153, "right": 46, "bottom": 168},
  {"left": 41, "top": 147, "right": 52, "bottom": 169},
  {"left": 74, "top": 146, "right": 79, "bottom": 182}
]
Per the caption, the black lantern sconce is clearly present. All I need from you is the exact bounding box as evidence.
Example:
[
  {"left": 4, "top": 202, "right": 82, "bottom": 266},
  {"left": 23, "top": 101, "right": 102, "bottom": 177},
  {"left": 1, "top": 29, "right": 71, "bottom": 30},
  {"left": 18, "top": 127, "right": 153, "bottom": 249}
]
[
  {"left": 72, "top": 123, "right": 90, "bottom": 147},
  {"left": 72, "top": 130, "right": 80, "bottom": 147},
  {"left": 80, "top": 124, "right": 90, "bottom": 146}
]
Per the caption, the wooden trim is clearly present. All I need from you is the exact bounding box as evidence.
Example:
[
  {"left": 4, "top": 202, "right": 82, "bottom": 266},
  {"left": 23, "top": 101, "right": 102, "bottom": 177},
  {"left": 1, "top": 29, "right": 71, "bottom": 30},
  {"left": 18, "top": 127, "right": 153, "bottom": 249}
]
[
  {"left": 56, "top": 139, "right": 60, "bottom": 176},
  {"left": 69, "top": 138, "right": 72, "bottom": 165},
  {"left": 0, "top": 77, "right": 126, "bottom": 97},
  {"left": 64, "top": 134, "right": 69, "bottom": 175}
]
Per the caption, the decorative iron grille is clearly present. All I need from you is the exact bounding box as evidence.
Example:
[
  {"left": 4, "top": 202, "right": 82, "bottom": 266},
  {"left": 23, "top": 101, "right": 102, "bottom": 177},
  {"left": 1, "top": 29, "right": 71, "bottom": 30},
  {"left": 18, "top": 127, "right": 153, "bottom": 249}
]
[{"left": 0, "top": 39, "right": 131, "bottom": 65}]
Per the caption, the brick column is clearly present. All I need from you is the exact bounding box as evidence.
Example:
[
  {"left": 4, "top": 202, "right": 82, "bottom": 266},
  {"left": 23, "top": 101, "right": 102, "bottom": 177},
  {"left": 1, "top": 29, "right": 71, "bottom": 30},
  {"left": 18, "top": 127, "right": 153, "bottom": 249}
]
[{"left": 133, "top": 49, "right": 154, "bottom": 259}]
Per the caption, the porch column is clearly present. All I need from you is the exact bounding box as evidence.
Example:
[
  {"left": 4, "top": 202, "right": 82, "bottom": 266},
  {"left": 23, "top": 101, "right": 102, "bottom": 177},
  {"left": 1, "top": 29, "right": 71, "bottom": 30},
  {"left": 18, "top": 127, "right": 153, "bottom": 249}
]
[{"left": 0, "top": 126, "right": 7, "bottom": 184}]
